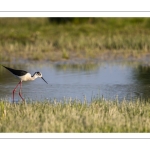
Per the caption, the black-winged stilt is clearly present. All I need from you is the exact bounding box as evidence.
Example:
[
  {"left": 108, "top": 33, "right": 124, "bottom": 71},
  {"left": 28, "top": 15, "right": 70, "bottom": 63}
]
[{"left": 2, "top": 65, "right": 48, "bottom": 103}]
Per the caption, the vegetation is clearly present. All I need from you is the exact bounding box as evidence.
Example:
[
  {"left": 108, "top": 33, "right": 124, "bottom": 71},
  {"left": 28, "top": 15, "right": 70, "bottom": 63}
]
[
  {"left": 1, "top": 18, "right": 150, "bottom": 62},
  {"left": 0, "top": 98, "right": 150, "bottom": 132},
  {"left": 1, "top": 18, "right": 150, "bottom": 132}
]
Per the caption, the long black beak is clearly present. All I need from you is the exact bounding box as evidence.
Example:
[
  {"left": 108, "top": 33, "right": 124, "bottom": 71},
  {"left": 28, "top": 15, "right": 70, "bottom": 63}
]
[{"left": 41, "top": 77, "right": 48, "bottom": 84}]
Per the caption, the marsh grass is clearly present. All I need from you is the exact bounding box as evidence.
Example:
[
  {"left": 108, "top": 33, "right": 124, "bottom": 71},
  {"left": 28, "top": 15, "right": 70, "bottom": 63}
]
[
  {"left": 1, "top": 18, "right": 150, "bottom": 61},
  {"left": 1, "top": 98, "right": 150, "bottom": 132}
]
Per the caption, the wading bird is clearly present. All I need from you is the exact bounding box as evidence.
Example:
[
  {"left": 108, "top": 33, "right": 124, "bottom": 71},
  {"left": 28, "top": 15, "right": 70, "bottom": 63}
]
[{"left": 2, "top": 65, "right": 48, "bottom": 103}]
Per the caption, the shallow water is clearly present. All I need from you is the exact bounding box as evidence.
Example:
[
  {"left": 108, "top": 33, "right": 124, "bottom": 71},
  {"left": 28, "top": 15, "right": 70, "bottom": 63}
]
[{"left": 0, "top": 60, "right": 150, "bottom": 102}]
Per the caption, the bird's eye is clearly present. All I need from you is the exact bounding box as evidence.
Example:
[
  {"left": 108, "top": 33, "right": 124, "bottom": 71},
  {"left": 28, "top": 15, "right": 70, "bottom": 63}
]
[{"left": 37, "top": 72, "right": 41, "bottom": 75}]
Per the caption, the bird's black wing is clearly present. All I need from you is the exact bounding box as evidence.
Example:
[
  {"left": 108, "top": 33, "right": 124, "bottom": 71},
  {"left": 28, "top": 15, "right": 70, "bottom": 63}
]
[{"left": 2, "top": 65, "right": 28, "bottom": 76}]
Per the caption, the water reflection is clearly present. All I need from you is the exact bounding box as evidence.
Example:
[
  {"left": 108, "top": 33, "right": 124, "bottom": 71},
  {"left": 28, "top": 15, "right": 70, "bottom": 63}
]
[
  {"left": 0, "top": 61, "right": 150, "bottom": 102},
  {"left": 132, "top": 65, "right": 150, "bottom": 99},
  {"left": 54, "top": 62, "right": 99, "bottom": 72}
]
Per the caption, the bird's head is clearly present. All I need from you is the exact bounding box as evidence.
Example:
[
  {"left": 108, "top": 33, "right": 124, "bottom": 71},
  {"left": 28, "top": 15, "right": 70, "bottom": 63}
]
[
  {"left": 33, "top": 72, "right": 48, "bottom": 84},
  {"left": 35, "top": 72, "right": 42, "bottom": 77}
]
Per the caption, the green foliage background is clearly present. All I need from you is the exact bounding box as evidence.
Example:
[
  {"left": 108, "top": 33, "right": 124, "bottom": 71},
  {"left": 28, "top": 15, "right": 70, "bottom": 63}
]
[{"left": 0, "top": 17, "right": 150, "bottom": 61}]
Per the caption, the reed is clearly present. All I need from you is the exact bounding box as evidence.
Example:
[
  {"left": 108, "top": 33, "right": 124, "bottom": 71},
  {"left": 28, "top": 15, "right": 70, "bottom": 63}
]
[
  {"left": 0, "top": 98, "right": 150, "bottom": 132},
  {"left": 1, "top": 18, "right": 150, "bottom": 62}
]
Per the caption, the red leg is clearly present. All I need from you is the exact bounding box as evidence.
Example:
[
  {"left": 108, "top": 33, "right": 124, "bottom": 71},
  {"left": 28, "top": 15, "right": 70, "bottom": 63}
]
[
  {"left": 19, "top": 81, "right": 24, "bottom": 101},
  {"left": 13, "top": 81, "right": 21, "bottom": 103}
]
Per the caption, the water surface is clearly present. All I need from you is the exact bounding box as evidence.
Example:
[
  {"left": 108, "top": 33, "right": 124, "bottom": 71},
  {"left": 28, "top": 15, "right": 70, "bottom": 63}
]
[{"left": 0, "top": 61, "right": 150, "bottom": 102}]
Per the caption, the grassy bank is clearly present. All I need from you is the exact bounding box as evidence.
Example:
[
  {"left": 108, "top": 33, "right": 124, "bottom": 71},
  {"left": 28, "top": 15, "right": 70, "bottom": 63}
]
[
  {"left": 1, "top": 18, "right": 150, "bottom": 62},
  {"left": 0, "top": 98, "right": 150, "bottom": 132}
]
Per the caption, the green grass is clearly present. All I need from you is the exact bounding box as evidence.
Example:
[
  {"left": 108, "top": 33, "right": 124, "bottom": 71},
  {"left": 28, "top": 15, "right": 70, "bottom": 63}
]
[
  {"left": 1, "top": 18, "right": 150, "bottom": 62},
  {"left": 1, "top": 98, "right": 150, "bottom": 132}
]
